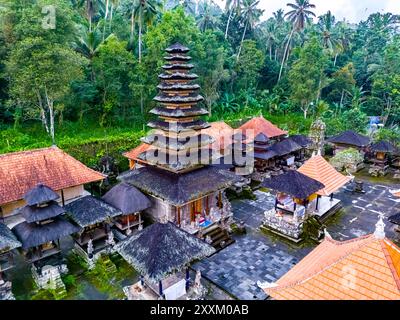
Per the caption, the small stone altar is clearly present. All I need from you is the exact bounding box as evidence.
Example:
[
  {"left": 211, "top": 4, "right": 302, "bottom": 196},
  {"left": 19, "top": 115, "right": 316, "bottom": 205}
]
[
  {"left": 0, "top": 280, "right": 15, "bottom": 300},
  {"left": 32, "top": 264, "right": 68, "bottom": 298}
]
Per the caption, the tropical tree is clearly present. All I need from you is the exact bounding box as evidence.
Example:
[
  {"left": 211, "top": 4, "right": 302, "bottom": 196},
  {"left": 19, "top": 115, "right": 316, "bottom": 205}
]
[
  {"left": 73, "top": 0, "right": 104, "bottom": 31},
  {"left": 236, "top": 0, "right": 263, "bottom": 61},
  {"left": 278, "top": 0, "right": 316, "bottom": 82},
  {"left": 224, "top": 0, "right": 241, "bottom": 39},
  {"left": 196, "top": 1, "right": 219, "bottom": 32},
  {"left": 132, "top": 0, "right": 162, "bottom": 63}
]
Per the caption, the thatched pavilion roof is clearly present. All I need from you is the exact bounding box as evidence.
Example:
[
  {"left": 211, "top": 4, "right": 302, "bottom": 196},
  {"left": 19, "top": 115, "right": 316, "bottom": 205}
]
[
  {"left": 288, "top": 135, "right": 313, "bottom": 148},
  {"left": 0, "top": 223, "right": 21, "bottom": 252},
  {"left": 65, "top": 195, "right": 121, "bottom": 228},
  {"left": 20, "top": 201, "right": 66, "bottom": 223},
  {"left": 254, "top": 133, "right": 269, "bottom": 144},
  {"left": 327, "top": 130, "right": 370, "bottom": 147},
  {"left": 270, "top": 139, "right": 303, "bottom": 157},
  {"left": 102, "top": 183, "right": 151, "bottom": 215},
  {"left": 262, "top": 170, "right": 325, "bottom": 199},
  {"left": 13, "top": 217, "right": 80, "bottom": 249},
  {"left": 370, "top": 140, "right": 397, "bottom": 153},
  {"left": 116, "top": 222, "right": 215, "bottom": 283},
  {"left": 23, "top": 184, "right": 59, "bottom": 206},
  {"left": 119, "top": 166, "right": 238, "bottom": 206}
]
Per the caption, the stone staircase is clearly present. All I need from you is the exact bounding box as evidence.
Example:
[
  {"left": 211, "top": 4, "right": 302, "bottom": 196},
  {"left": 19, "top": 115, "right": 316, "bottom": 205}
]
[{"left": 203, "top": 224, "right": 235, "bottom": 253}]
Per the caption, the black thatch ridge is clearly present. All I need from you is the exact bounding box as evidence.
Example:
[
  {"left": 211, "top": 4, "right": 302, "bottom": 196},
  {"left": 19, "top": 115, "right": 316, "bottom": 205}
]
[
  {"left": 370, "top": 140, "right": 397, "bottom": 153},
  {"left": 270, "top": 138, "right": 302, "bottom": 157},
  {"left": 102, "top": 183, "right": 151, "bottom": 215},
  {"left": 23, "top": 184, "right": 59, "bottom": 206},
  {"left": 162, "top": 63, "right": 194, "bottom": 70},
  {"left": 154, "top": 93, "right": 204, "bottom": 104},
  {"left": 20, "top": 201, "right": 66, "bottom": 223},
  {"left": 116, "top": 222, "right": 215, "bottom": 283},
  {"left": 254, "top": 150, "right": 277, "bottom": 160},
  {"left": 210, "top": 156, "right": 236, "bottom": 170},
  {"left": 159, "top": 72, "right": 198, "bottom": 81},
  {"left": 0, "top": 223, "right": 21, "bottom": 252},
  {"left": 157, "top": 83, "right": 199, "bottom": 91},
  {"left": 150, "top": 106, "right": 208, "bottom": 118},
  {"left": 13, "top": 217, "right": 80, "bottom": 249},
  {"left": 65, "top": 195, "right": 121, "bottom": 228},
  {"left": 388, "top": 213, "right": 400, "bottom": 226},
  {"left": 165, "top": 43, "right": 190, "bottom": 53},
  {"left": 119, "top": 166, "right": 238, "bottom": 206},
  {"left": 254, "top": 133, "right": 269, "bottom": 144},
  {"left": 253, "top": 144, "right": 269, "bottom": 151},
  {"left": 164, "top": 54, "right": 192, "bottom": 61},
  {"left": 137, "top": 148, "right": 215, "bottom": 172},
  {"left": 327, "top": 130, "right": 370, "bottom": 147},
  {"left": 148, "top": 120, "right": 210, "bottom": 133},
  {"left": 141, "top": 133, "right": 214, "bottom": 150},
  {"left": 262, "top": 170, "right": 325, "bottom": 199},
  {"left": 288, "top": 135, "right": 313, "bottom": 148}
]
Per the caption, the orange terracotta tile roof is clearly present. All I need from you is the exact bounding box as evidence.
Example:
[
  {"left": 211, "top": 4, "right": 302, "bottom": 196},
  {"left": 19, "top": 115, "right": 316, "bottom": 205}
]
[
  {"left": 264, "top": 235, "right": 400, "bottom": 300},
  {"left": 239, "top": 116, "right": 287, "bottom": 141},
  {"left": 0, "top": 146, "right": 105, "bottom": 206},
  {"left": 123, "top": 143, "right": 153, "bottom": 161},
  {"left": 298, "top": 155, "right": 352, "bottom": 196},
  {"left": 201, "top": 121, "right": 234, "bottom": 151}
]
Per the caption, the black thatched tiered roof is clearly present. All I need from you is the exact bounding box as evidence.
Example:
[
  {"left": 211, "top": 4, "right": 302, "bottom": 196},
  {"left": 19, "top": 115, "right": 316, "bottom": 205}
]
[
  {"left": 139, "top": 42, "right": 214, "bottom": 173},
  {"left": 270, "top": 138, "right": 302, "bottom": 157},
  {"left": 116, "top": 222, "right": 215, "bottom": 282},
  {"left": 254, "top": 133, "right": 270, "bottom": 144},
  {"left": 141, "top": 133, "right": 213, "bottom": 151},
  {"left": 23, "top": 184, "right": 59, "bottom": 206},
  {"left": 389, "top": 213, "right": 400, "bottom": 226},
  {"left": 20, "top": 201, "right": 66, "bottom": 223},
  {"left": 119, "top": 166, "right": 239, "bottom": 206},
  {"left": 102, "top": 183, "right": 151, "bottom": 215},
  {"left": 327, "top": 130, "right": 370, "bottom": 147},
  {"left": 65, "top": 195, "right": 121, "bottom": 228},
  {"left": 150, "top": 106, "right": 208, "bottom": 118},
  {"left": 262, "top": 170, "right": 325, "bottom": 199},
  {"left": 288, "top": 135, "right": 313, "bottom": 148},
  {"left": 0, "top": 223, "right": 21, "bottom": 252},
  {"left": 13, "top": 217, "right": 79, "bottom": 249},
  {"left": 370, "top": 140, "right": 397, "bottom": 153}
]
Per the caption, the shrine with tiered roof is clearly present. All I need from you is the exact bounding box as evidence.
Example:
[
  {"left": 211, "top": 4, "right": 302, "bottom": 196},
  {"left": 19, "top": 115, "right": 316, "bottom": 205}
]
[{"left": 120, "top": 43, "right": 238, "bottom": 245}]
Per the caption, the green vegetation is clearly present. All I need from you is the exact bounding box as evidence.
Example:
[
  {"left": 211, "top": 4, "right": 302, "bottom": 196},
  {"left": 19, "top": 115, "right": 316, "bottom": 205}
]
[{"left": 1, "top": 0, "right": 400, "bottom": 164}]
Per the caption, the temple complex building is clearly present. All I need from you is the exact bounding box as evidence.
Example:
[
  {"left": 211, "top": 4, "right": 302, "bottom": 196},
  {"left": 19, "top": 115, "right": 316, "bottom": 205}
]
[
  {"left": 0, "top": 146, "right": 105, "bottom": 226},
  {"left": 259, "top": 216, "right": 400, "bottom": 300},
  {"left": 120, "top": 43, "right": 238, "bottom": 247}
]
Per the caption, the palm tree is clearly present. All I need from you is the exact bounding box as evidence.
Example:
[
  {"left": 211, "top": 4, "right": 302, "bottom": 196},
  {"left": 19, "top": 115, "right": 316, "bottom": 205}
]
[
  {"left": 74, "top": 0, "right": 105, "bottom": 32},
  {"left": 131, "top": 0, "right": 162, "bottom": 63},
  {"left": 260, "top": 20, "right": 277, "bottom": 60},
  {"left": 224, "top": 0, "right": 241, "bottom": 39},
  {"left": 278, "top": 0, "right": 316, "bottom": 82},
  {"left": 236, "top": 0, "right": 263, "bottom": 61},
  {"left": 73, "top": 25, "right": 112, "bottom": 80},
  {"left": 273, "top": 9, "right": 285, "bottom": 26},
  {"left": 196, "top": 1, "right": 219, "bottom": 32}
]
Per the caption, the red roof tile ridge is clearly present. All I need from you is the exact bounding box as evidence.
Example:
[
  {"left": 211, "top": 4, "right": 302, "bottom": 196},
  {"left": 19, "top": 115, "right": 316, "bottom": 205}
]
[
  {"left": 268, "top": 235, "right": 375, "bottom": 293},
  {"left": 381, "top": 239, "right": 400, "bottom": 291},
  {"left": 0, "top": 145, "right": 56, "bottom": 158}
]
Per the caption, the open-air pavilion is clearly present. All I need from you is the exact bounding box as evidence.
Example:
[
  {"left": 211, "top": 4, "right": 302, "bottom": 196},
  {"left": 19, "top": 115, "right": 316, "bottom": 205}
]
[{"left": 116, "top": 221, "right": 215, "bottom": 300}]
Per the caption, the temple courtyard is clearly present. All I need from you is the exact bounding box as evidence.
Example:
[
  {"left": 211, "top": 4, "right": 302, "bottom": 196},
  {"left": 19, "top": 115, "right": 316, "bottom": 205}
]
[{"left": 194, "top": 173, "right": 400, "bottom": 300}]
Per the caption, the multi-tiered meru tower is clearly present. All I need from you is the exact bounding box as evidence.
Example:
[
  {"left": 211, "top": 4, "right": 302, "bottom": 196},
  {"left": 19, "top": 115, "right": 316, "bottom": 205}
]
[
  {"left": 138, "top": 43, "right": 214, "bottom": 173},
  {"left": 121, "top": 43, "right": 238, "bottom": 232}
]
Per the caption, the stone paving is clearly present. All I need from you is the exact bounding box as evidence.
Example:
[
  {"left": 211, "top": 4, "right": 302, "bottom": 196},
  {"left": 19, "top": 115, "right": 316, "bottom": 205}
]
[
  {"left": 194, "top": 235, "right": 298, "bottom": 300},
  {"left": 195, "top": 177, "right": 400, "bottom": 300}
]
